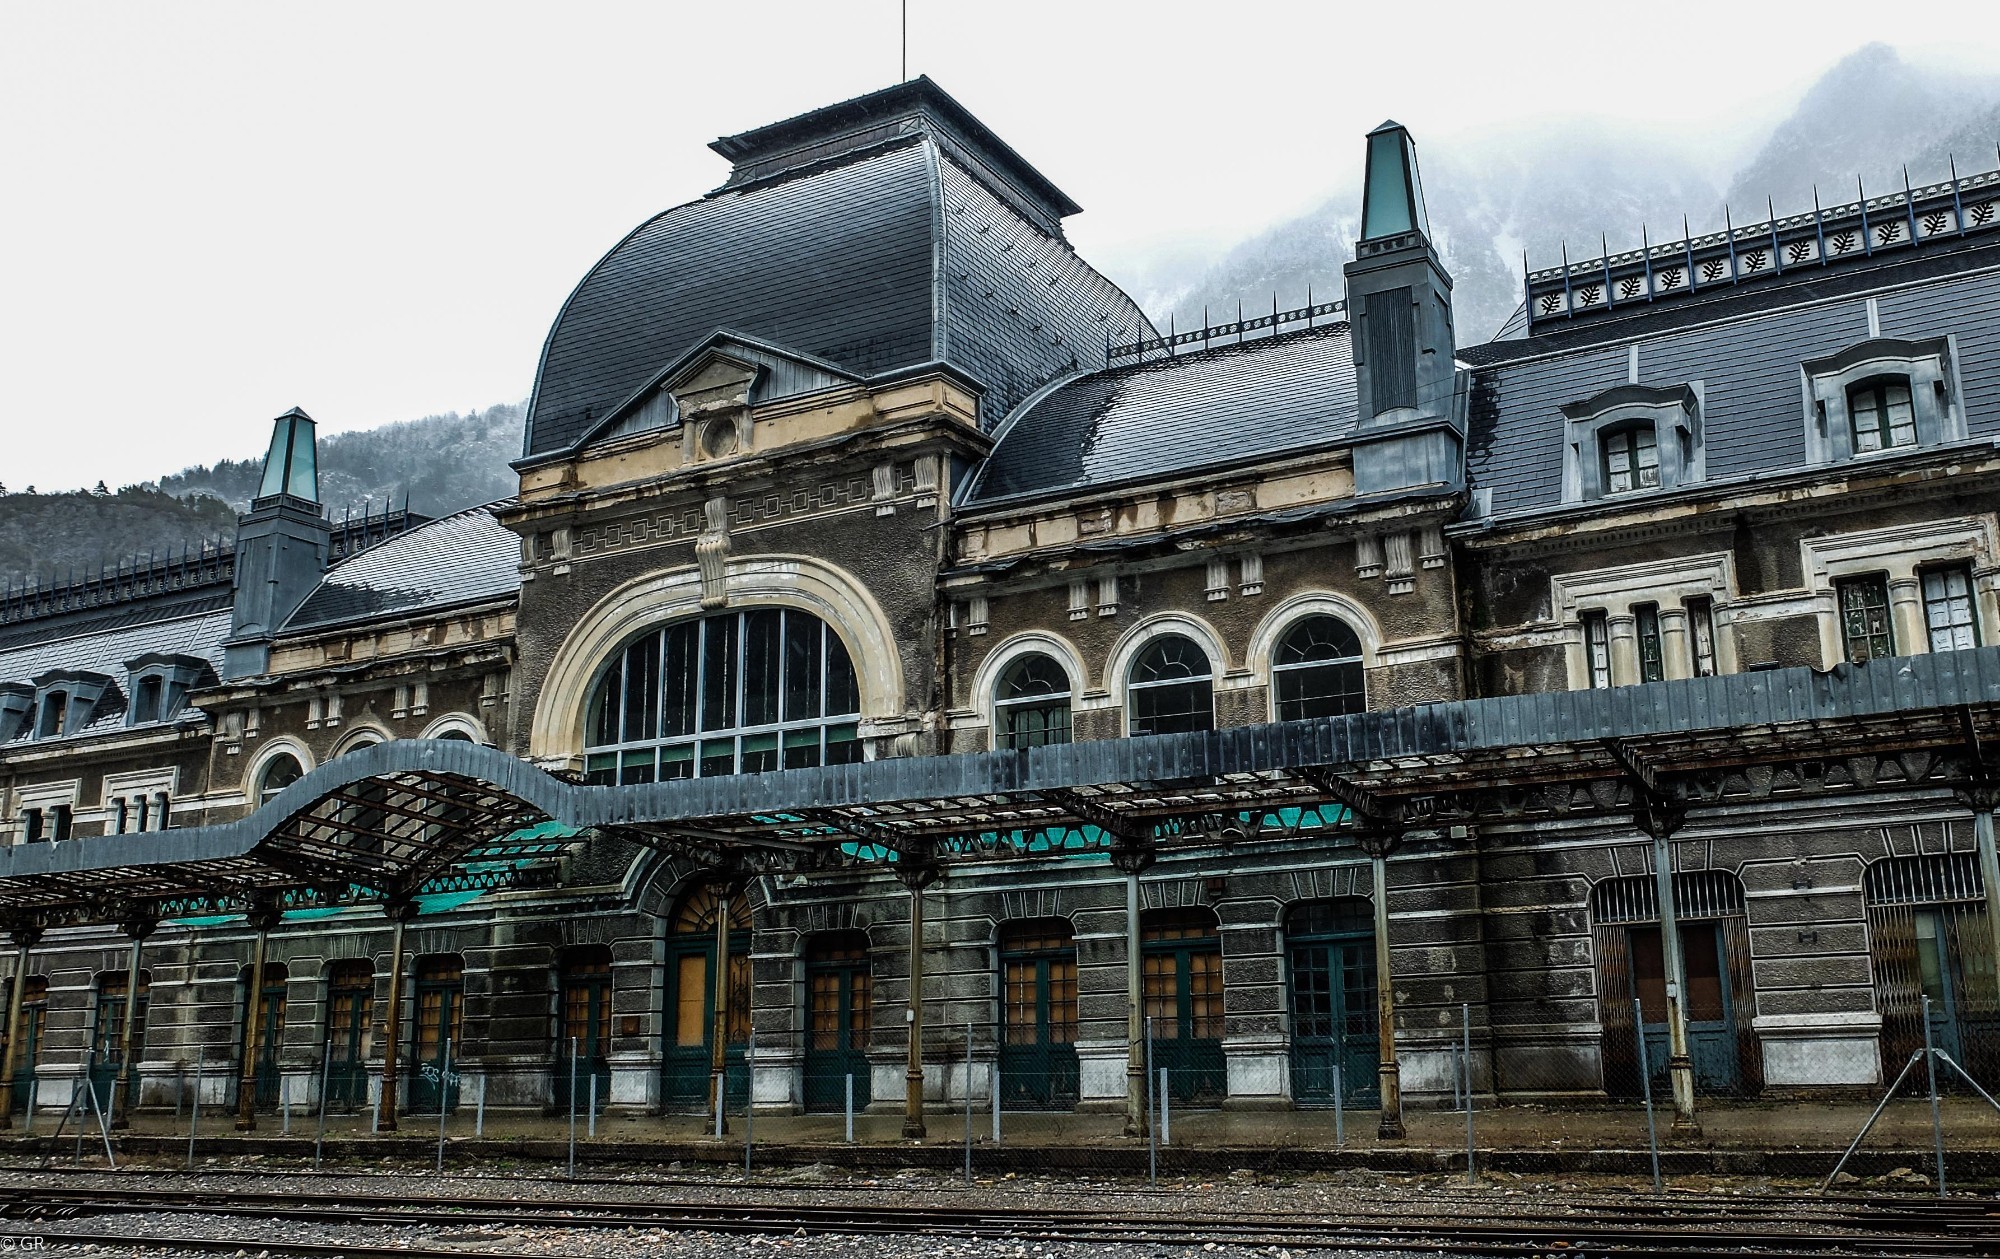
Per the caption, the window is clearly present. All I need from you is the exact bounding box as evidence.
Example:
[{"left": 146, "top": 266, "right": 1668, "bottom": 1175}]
[
  {"left": 35, "top": 692, "right": 67, "bottom": 739},
  {"left": 1582, "top": 611, "right": 1612, "bottom": 689},
  {"left": 21, "top": 809, "right": 43, "bottom": 844},
  {"left": 583, "top": 608, "right": 862, "bottom": 785},
  {"left": 132, "top": 677, "right": 163, "bottom": 725},
  {"left": 50, "top": 804, "right": 71, "bottom": 841},
  {"left": 256, "top": 754, "right": 305, "bottom": 806},
  {"left": 151, "top": 792, "right": 170, "bottom": 830},
  {"left": 113, "top": 799, "right": 129, "bottom": 835},
  {"left": 1922, "top": 566, "right": 1979, "bottom": 652},
  {"left": 1837, "top": 575, "right": 1895, "bottom": 663},
  {"left": 1685, "top": 597, "right": 1718, "bottom": 678},
  {"left": 1847, "top": 376, "right": 1917, "bottom": 453},
  {"left": 1273, "top": 616, "right": 1366, "bottom": 720},
  {"left": 1602, "top": 424, "right": 1660, "bottom": 494},
  {"left": 1634, "top": 604, "right": 1665, "bottom": 683},
  {"left": 994, "top": 654, "right": 1071, "bottom": 749},
  {"left": 1127, "top": 635, "right": 1214, "bottom": 736}
]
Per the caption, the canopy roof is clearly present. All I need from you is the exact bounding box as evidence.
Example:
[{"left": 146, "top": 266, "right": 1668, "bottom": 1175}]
[{"left": 3, "top": 647, "right": 1996, "bottom": 928}]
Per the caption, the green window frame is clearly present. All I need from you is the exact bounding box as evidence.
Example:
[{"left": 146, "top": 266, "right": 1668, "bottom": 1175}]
[
  {"left": 1602, "top": 423, "right": 1660, "bottom": 494},
  {"left": 1635, "top": 604, "right": 1665, "bottom": 684},
  {"left": 1847, "top": 376, "right": 1917, "bottom": 453},
  {"left": 1837, "top": 574, "right": 1895, "bottom": 663}
]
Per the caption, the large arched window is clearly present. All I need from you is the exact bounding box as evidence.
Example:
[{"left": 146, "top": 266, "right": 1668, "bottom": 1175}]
[
  {"left": 995, "top": 654, "right": 1071, "bottom": 749},
  {"left": 1273, "top": 616, "right": 1366, "bottom": 721},
  {"left": 255, "top": 753, "right": 305, "bottom": 806},
  {"left": 1127, "top": 635, "right": 1213, "bottom": 736},
  {"left": 583, "top": 608, "right": 861, "bottom": 785}
]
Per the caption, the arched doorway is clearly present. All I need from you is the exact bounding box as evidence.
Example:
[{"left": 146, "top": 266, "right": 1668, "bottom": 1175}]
[
  {"left": 662, "top": 884, "right": 749, "bottom": 1111},
  {"left": 1866, "top": 854, "right": 1998, "bottom": 1081},
  {"left": 1286, "top": 898, "right": 1379, "bottom": 1106},
  {"left": 556, "top": 946, "right": 613, "bottom": 1114},
  {"left": 998, "top": 919, "right": 1079, "bottom": 1109},
  {"left": 89, "top": 970, "right": 149, "bottom": 1111},
  {"left": 6, "top": 976, "right": 46, "bottom": 1114},
  {"left": 803, "top": 932, "right": 872, "bottom": 1112},
  {"left": 236, "top": 963, "right": 287, "bottom": 1110},
  {"left": 410, "top": 955, "right": 464, "bottom": 1113},
  {"left": 1143, "top": 908, "right": 1225, "bottom": 1104},
  {"left": 1593, "top": 872, "right": 1759, "bottom": 1097},
  {"left": 323, "top": 961, "right": 373, "bottom": 1110}
]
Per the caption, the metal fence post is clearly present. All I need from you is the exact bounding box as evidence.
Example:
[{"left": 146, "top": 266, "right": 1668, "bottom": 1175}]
[
  {"left": 436, "top": 1037, "right": 451, "bottom": 1174},
  {"left": 1922, "top": 995, "right": 1946, "bottom": 1197},
  {"left": 963, "top": 1020, "right": 973, "bottom": 1185},
  {"left": 1463, "top": 1002, "right": 1475, "bottom": 1186},
  {"left": 588, "top": 1074, "right": 598, "bottom": 1140},
  {"left": 369, "top": 1070, "right": 380, "bottom": 1134},
  {"left": 1159, "top": 1068, "right": 1170, "bottom": 1147},
  {"left": 1634, "top": 997, "right": 1661, "bottom": 1194},
  {"left": 281, "top": 1074, "right": 291, "bottom": 1136},
  {"left": 1333, "top": 1059, "right": 1344, "bottom": 1149},
  {"left": 187, "top": 1049, "right": 201, "bottom": 1171},
  {"left": 475, "top": 1074, "right": 486, "bottom": 1139},
  {"left": 1144, "top": 1015, "right": 1156, "bottom": 1188},
  {"left": 844, "top": 1073, "right": 854, "bottom": 1144},
  {"left": 567, "top": 1037, "right": 578, "bottom": 1180},
  {"left": 744, "top": 1030, "right": 754, "bottom": 1179},
  {"left": 314, "top": 1048, "right": 331, "bottom": 1173},
  {"left": 991, "top": 1069, "right": 1000, "bottom": 1146},
  {"left": 22, "top": 1078, "right": 35, "bottom": 1136}
]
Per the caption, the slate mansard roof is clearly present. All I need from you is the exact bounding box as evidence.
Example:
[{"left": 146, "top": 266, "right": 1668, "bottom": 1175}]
[
  {"left": 283, "top": 505, "right": 522, "bottom": 635},
  {"left": 522, "top": 78, "right": 1155, "bottom": 459},
  {"left": 966, "top": 323, "right": 1360, "bottom": 507}
]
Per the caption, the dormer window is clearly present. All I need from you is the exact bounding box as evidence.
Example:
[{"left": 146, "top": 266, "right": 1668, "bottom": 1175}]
[
  {"left": 132, "top": 677, "right": 164, "bottom": 725},
  {"left": 1803, "top": 336, "right": 1963, "bottom": 464},
  {"left": 1847, "top": 376, "right": 1917, "bottom": 453},
  {"left": 121, "top": 654, "right": 210, "bottom": 728},
  {"left": 35, "top": 691, "right": 68, "bottom": 739},
  {"left": 1602, "top": 424, "right": 1660, "bottom": 494},
  {"left": 1561, "top": 383, "right": 1702, "bottom": 503}
]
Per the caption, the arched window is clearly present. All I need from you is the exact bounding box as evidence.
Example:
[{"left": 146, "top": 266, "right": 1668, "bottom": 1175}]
[
  {"left": 583, "top": 608, "right": 861, "bottom": 785},
  {"left": 1600, "top": 422, "right": 1659, "bottom": 493},
  {"left": 1848, "top": 375, "right": 1917, "bottom": 452},
  {"left": 1273, "top": 616, "right": 1366, "bottom": 721},
  {"left": 994, "top": 654, "right": 1071, "bottom": 749},
  {"left": 256, "top": 753, "right": 305, "bottom": 806},
  {"left": 1127, "top": 635, "right": 1213, "bottom": 736}
]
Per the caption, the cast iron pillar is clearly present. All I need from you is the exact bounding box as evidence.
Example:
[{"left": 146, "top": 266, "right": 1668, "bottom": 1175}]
[
  {"left": 235, "top": 899, "right": 283, "bottom": 1131},
  {"left": 376, "top": 897, "right": 419, "bottom": 1133},
  {"left": 1112, "top": 839, "right": 1157, "bottom": 1138},
  {"left": 708, "top": 875, "right": 744, "bottom": 1136},
  {"left": 0, "top": 925, "right": 43, "bottom": 1129},
  {"left": 1359, "top": 828, "right": 1406, "bottom": 1141},
  {"left": 895, "top": 854, "right": 941, "bottom": 1140},
  {"left": 1637, "top": 798, "right": 1699, "bottom": 1136},
  {"left": 111, "top": 913, "right": 157, "bottom": 1128}
]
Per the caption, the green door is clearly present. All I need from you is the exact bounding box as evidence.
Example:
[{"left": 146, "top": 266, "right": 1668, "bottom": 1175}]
[
  {"left": 998, "top": 921, "right": 1079, "bottom": 1110},
  {"left": 323, "top": 967, "right": 372, "bottom": 1110},
  {"left": 1287, "top": 900, "right": 1380, "bottom": 1107},
  {"left": 661, "top": 885, "right": 749, "bottom": 1113},
  {"left": 803, "top": 936, "right": 871, "bottom": 1112},
  {"left": 89, "top": 976, "right": 147, "bottom": 1112},
  {"left": 8, "top": 980, "right": 46, "bottom": 1113},
  {"left": 1143, "top": 910, "right": 1226, "bottom": 1104},
  {"left": 1631, "top": 923, "right": 1743, "bottom": 1094},
  {"left": 556, "top": 952, "right": 613, "bottom": 1114},
  {"left": 239, "top": 970, "right": 287, "bottom": 1110},
  {"left": 409, "top": 958, "right": 463, "bottom": 1114}
]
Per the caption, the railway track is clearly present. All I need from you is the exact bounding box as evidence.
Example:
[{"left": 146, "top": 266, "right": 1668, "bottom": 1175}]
[{"left": 0, "top": 1180, "right": 1996, "bottom": 1258}]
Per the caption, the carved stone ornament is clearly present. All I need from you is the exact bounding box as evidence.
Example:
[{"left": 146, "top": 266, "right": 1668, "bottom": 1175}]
[{"left": 696, "top": 496, "right": 731, "bottom": 609}]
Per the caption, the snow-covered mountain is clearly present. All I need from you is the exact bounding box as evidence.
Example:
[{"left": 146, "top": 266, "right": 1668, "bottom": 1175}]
[{"left": 1147, "top": 45, "right": 2000, "bottom": 344}]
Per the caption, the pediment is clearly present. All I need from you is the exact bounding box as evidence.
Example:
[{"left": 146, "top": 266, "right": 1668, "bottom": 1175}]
[{"left": 578, "top": 330, "right": 863, "bottom": 449}]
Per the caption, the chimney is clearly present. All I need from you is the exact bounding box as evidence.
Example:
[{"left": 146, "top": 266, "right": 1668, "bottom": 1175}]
[
  {"left": 1342, "top": 123, "right": 1464, "bottom": 494},
  {"left": 222, "top": 408, "right": 332, "bottom": 679}
]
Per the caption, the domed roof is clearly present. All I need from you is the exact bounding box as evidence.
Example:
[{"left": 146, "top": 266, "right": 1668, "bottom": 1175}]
[{"left": 522, "top": 80, "right": 1154, "bottom": 459}]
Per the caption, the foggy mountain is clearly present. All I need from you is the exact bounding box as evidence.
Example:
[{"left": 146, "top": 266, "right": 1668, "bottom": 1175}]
[
  {"left": 8, "top": 43, "right": 1997, "bottom": 589},
  {"left": 1150, "top": 44, "right": 2000, "bottom": 343}
]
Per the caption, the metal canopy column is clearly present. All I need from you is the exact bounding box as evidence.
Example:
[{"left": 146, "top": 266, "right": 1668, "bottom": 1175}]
[
  {"left": 377, "top": 898, "right": 418, "bottom": 1133},
  {"left": 895, "top": 854, "right": 941, "bottom": 1140},
  {"left": 235, "top": 900, "right": 282, "bottom": 1131},
  {"left": 0, "top": 926, "right": 42, "bottom": 1128},
  {"left": 1961, "top": 716, "right": 2000, "bottom": 1002},
  {"left": 111, "top": 913, "right": 156, "bottom": 1129},
  {"left": 1112, "top": 840, "right": 1156, "bottom": 1138},
  {"left": 1363, "top": 832, "right": 1405, "bottom": 1140},
  {"left": 709, "top": 876, "right": 741, "bottom": 1136}
]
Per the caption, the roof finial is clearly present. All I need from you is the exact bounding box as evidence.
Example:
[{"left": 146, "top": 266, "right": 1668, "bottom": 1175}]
[
  {"left": 1950, "top": 156, "right": 1967, "bottom": 237},
  {"left": 1858, "top": 175, "right": 1873, "bottom": 256},
  {"left": 1683, "top": 215, "right": 1698, "bottom": 294},
  {"left": 1723, "top": 204, "right": 1739, "bottom": 282},
  {"left": 1812, "top": 185, "right": 1827, "bottom": 263},
  {"left": 1769, "top": 197, "right": 1783, "bottom": 275},
  {"left": 1903, "top": 165, "right": 1920, "bottom": 243}
]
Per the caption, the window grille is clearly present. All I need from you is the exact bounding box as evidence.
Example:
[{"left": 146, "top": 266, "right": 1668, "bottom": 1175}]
[
  {"left": 1922, "top": 566, "right": 1979, "bottom": 652},
  {"left": 1848, "top": 376, "right": 1917, "bottom": 452},
  {"left": 1865, "top": 853, "right": 1985, "bottom": 906},
  {"left": 1837, "top": 574, "right": 1895, "bottom": 662},
  {"left": 1635, "top": 603, "right": 1665, "bottom": 683},
  {"left": 1591, "top": 871, "right": 1746, "bottom": 925}
]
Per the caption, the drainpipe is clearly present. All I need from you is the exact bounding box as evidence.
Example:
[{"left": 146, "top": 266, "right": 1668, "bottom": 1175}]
[
  {"left": 111, "top": 914, "right": 157, "bottom": 1129},
  {"left": 0, "top": 926, "right": 43, "bottom": 1128}
]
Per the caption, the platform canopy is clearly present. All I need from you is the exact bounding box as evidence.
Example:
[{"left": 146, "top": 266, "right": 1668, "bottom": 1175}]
[{"left": 2, "top": 649, "right": 1997, "bottom": 928}]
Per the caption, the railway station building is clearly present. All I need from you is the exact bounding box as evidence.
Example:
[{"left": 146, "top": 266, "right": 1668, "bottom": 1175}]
[{"left": 1, "top": 79, "right": 1998, "bottom": 1140}]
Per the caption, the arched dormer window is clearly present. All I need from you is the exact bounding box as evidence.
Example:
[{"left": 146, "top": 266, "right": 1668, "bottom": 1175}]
[
  {"left": 1272, "top": 616, "right": 1366, "bottom": 720},
  {"left": 1601, "top": 422, "right": 1660, "bottom": 494},
  {"left": 582, "top": 608, "right": 861, "bottom": 785},
  {"left": 1127, "top": 635, "right": 1213, "bottom": 737},
  {"left": 994, "top": 654, "right": 1071, "bottom": 750},
  {"left": 1846, "top": 375, "right": 1917, "bottom": 453}
]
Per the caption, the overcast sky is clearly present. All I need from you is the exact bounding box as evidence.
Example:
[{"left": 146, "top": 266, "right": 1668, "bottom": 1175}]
[{"left": 4, "top": 1, "right": 1997, "bottom": 491}]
